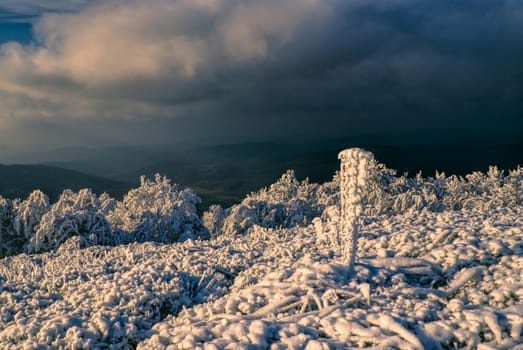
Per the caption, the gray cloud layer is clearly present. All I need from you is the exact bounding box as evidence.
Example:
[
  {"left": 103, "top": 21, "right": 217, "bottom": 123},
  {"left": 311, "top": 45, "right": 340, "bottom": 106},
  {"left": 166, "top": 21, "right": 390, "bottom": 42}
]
[
  {"left": 0, "top": 1, "right": 89, "bottom": 23},
  {"left": 0, "top": 0, "right": 522, "bottom": 152},
  {"left": 0, "top": 1, "right": 88, "bottom": 17}
]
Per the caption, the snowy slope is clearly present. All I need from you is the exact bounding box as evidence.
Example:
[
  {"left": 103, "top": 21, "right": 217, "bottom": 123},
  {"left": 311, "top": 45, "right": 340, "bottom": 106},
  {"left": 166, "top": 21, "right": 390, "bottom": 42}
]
[{"left": 1, "top": 205, "right": 522, "bottom": 349}]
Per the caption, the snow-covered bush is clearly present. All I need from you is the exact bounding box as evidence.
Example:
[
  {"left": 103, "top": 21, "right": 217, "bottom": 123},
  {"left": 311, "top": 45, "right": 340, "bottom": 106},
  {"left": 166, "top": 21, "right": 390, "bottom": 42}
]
[
  {"left": 261, "top": 170, "right": 340, "bottom": 212},
  {"left": 313, "top": 205, "right": 340, "bottom": 247},
  {"left": 25, "top": 189, "right": 113, "bottom": 253},
  {"left": 219, "top": 201, "right": 260, "bottom": 237},
  {"left": 202, "top": 204, "right": 227, "bottom": 239},
  {"left": 206, "top": 170, "right": 337, "bottom": 237},
  {"left": 332, "top": 162, "right": 521, "bottom": 217},
  {"left": 0, "top": 196, "right": 24, "bottom": 258},
  {"left": 443, "top": 166, "right": 523, "bottom": 211},
  {"left": 350, "top": 163, "right": 447, "bottom": 217},
  {"left": 98, "top": 192, "right": 117, "bottom": 215},
  {"left": 108, "top": 174, "right": 208, "bottom": 243},
  {"left": 504, "top": 166, "right": 523, "bottom": 206},
  {"left": 14, "top": 189, "right": 50, "bottom": 241}
]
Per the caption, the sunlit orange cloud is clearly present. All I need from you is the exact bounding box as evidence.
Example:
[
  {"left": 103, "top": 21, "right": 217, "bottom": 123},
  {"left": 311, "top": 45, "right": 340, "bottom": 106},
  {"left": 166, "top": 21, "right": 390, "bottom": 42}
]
[{"left": 0, "top": 0, "right": 328, "bottom": 123}]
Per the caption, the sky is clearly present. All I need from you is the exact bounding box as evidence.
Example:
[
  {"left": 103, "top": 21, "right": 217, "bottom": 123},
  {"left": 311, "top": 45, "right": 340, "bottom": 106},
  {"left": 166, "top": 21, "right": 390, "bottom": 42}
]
[{"left": 0, "top": 0, "right": 522, "bottom": 158}]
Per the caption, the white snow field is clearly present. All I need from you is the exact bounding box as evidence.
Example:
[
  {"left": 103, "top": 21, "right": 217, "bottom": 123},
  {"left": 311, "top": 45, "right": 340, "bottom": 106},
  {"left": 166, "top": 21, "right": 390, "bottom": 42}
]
[{"left": 0, "top": 152, "right": 522, "bottom": 349}]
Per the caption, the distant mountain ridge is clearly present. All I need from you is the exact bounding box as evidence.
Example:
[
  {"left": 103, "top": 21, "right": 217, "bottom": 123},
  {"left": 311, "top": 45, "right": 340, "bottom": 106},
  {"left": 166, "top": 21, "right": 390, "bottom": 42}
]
[{"left": 0, "top": 164, "right": 132, "bottom": 202}]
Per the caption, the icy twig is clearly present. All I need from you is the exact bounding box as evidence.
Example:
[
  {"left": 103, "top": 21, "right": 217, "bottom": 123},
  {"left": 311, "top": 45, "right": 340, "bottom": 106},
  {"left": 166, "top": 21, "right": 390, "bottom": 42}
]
[
  {"left": 367, "top": 314, "right": 424, "bottom": 350},
  {"left": 318, "top": 304, "right": 343, "bottom": 318},
  {"left": 277, "top": 305, "right": 341, "bottom": 323},
  {"left": 432, "top": 229, "right": 453, "bottom": 245},
  {"left": 506, "top": 314, "right": 523, "bottom": 339},
  {"left": 397, "top": 266, "right": 437, "bottom": 276},
  {"left": 209, "top": 313, "right": 244, "bottom": 322},
  {"left": 484, "top": 311, "right": 504, "bottom": 343},
  {"left": 251, "top": 295, "right": 300, "bottom": 317},
  {"left": 359, "top": 283, "right": 370, "bottom": 305},
  {"left": 214, "top": 266, "right": 236, "bottom": 279},
  {"left": 341, "top": 296, "right": 363, "bottom": 308},
  {"left": 371, "top": 335, "right": 420, "bottom": 350},
  {"left": 413, "top": 325, "right": 445, "bottom": 350},
  {"left": 363, "top": 257, "right": 442, "bottom": 273},
  {"left": 396, "top": 287, "right": 447, "bottom": 299},
  {"left": 308, "top": 290, "right": 324, "bottom": 311},
  {"left": 444, "top": 266, "right": 485, "bottom": 297},
  {"left": 278, "top": 300, "right": 307, "bottom": 315}
]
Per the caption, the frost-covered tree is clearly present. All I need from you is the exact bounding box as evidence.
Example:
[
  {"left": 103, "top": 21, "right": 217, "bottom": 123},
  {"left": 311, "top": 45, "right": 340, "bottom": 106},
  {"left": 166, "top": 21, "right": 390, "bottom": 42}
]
[
  {"left": 265, "top": 170, "right": 299, "bottom": 203},
  {"left": 202, "top": 204, "right": 227, "bottom": 239},
  {"left": 14, "top": 189, "right": 50, "bottom": 241},
  {"left": 504, "top": 166, "right": 523, "bottom": 207},
  {"left": 107, "top": 174, "right": 208, "bottom": 243},
  {"left": 26, "top": 189, "right": 113, "bottom": 253},
  {"left": 0, "top": 196, "right": 24, "bottom": 258}
]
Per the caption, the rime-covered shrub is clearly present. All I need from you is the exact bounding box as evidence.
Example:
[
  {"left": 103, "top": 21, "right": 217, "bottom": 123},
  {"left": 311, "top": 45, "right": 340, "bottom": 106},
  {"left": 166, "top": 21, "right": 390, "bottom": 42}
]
[
  {"left": 25, "top": 189, "right": 113, "bottom": 253},
  {"left": 219, "top": 199, "right": 297, "bottom": 237},
  {"left": 207, "top": 170, "right": 337, "bottom": 237},
  {"left": 107, "top": 174, "right": 208, "bottom": 243},
  {"left": 204, "top": 161, "right": 523, "bottom": 240},
  {"left": 14, "top": 189, "right": 50, "bottom": 241},
  {"left": 504, "top": 166, "right": 523, "bottom": 206},
  {"left": 219, "top": 201, "right": 260, "bottom": 237},
  {"left": 310, "top": 161, "right": 523, "bottom": 245},
  {"left": 443, "top": 166, "right": 523, "bottom": 211},
  {"left": 339, "top": 162, "right": 522, "bottom": 217},
  {"left": 372, "top": 164, "right": 522, "bottom": 215},
  {"left": 98, "top": 192, "right": 117, "bottom": 214},
  {"left": 354, "top": 163, "right": 447, "bottom": 217},
  {"left": 313, "top": 204, "right": 340, "bottom": 248},
  {"left": 202, "top": 204, "right": 227, "bottom": 239},
  {"left": 262, "top": 170, "right": 339, "bottom": 210},
  {"left": 0, "top": 196, "right": 23, "bottom": 258}
]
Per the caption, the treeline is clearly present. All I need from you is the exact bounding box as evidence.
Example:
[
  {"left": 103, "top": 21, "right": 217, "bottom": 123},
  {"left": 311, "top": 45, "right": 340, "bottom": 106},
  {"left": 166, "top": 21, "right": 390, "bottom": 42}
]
[
  {"left": 0, "top": 175, "right": 206, "bottom": 258},
  {"left": 1, "top": 162, "right": 522, "bottom": 258}
]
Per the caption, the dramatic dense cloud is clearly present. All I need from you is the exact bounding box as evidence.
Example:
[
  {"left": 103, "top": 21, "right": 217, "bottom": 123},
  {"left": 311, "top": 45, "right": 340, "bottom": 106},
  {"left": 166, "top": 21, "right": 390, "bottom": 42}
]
[
  {"left": 0, "top": 1, "right": 88, "bottom": 20},
  {"left": 0, "top": 0, "right": 522, "bottom": 152}
]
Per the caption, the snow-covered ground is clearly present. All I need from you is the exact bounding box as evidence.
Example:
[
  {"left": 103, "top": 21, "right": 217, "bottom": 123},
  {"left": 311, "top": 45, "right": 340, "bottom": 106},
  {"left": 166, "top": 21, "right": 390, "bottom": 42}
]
[{"left": 1, "top": 205, "right": 522, "bottom": 349}]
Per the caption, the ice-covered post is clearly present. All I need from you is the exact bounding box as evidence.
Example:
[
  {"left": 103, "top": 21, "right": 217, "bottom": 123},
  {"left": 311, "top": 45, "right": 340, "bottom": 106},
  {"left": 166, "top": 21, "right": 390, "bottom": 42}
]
[{"left": 338, "top": 148, "right": 374, "bottom": 278}]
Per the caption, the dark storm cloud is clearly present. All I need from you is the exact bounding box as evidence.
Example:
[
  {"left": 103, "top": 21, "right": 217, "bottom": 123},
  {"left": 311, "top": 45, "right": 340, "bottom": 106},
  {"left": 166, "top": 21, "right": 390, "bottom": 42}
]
[{"left": 0, "top": 0, "right": 522, "bottom": 151}]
